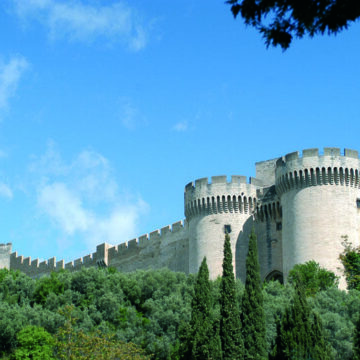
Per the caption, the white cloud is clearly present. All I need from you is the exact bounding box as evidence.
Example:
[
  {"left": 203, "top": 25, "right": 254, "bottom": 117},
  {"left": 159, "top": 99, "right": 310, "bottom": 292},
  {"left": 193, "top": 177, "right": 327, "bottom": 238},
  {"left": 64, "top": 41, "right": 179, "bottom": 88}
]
[
  {"left": 32, "top": 143, "right": 148, "bottom": 250},
  {"left": 172, "top": 121, "right": 188, "bottom": 132},
  {"left": 38, "top": 182, "right": 90, "bottom": 234},
  {"left": 0, "top": 183, "right": 13, "bottom": 199},
  {"left": 12, "top": 0, "right": 148, "bottom": 50},
  {"left": 0, "top": 56, "right": 28, "bottom": 110}
]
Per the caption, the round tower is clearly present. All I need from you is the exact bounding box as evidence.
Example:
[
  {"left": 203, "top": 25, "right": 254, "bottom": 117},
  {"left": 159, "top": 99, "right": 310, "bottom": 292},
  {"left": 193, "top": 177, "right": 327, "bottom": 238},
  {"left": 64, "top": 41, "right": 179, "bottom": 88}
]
[
  {"left": 184, "top": 175, "right": 259, "bottom": 279},
  {"left": 275, "top": 148, "right": 360, "bottom": 287}
]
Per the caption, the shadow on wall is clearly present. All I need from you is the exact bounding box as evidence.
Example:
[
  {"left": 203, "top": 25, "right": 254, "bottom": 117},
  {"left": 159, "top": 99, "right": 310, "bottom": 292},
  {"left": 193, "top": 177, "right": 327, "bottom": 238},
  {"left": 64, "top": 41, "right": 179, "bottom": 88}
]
[
  {"left": 235, "top": 216, "right": 255, "bottom": 283},
  {"left": 235, "top": 217, "right": 283, "bottom": 283}
]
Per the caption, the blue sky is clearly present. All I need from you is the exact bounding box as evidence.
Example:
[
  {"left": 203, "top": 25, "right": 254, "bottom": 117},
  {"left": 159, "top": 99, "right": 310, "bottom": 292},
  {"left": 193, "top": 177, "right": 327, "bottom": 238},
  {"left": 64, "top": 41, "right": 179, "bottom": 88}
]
[{"left": 0, "top": 0, "right": 360, "bottom": 263}]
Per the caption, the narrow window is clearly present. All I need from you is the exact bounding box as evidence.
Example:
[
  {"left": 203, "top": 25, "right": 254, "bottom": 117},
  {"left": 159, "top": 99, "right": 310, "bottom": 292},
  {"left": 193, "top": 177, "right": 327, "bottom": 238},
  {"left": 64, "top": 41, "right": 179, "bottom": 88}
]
[
  {"left": 224, "top": 224, "right": 232, "bottom": 234},
  {"left": 276, "top": 222, "right": 282, "bottom": 231}
]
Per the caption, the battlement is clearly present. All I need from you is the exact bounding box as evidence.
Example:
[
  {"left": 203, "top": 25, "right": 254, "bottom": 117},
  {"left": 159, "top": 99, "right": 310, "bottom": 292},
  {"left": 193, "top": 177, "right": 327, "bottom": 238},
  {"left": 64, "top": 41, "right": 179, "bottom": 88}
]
[
  {"left": 184, "top": 176, "right": 261, "bottom": 219},
  {"left": 185, "top": 175, "right": 263, "bottom": 192},
  {"left": 276, "top": 147, "right": 360, "bottom": 167},
  {"left": 275, "top": 148, "right": 360, "bottom": 195},
  {"left": 107, "top": 220, "right": 186, "bottom": 258},
  {"left": 6, "top": 219, "right": 188, "bottom": 277}
]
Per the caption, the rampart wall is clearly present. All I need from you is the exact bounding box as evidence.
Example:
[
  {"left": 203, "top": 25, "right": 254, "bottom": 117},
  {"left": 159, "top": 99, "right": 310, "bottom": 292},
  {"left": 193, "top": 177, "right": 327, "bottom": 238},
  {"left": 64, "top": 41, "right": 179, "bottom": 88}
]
[
  {"left": 8, "top": 220, "right": 189, "bottom": 278},
  {"left": 2, "top": 147, "right": 359, "bottom": 289}
]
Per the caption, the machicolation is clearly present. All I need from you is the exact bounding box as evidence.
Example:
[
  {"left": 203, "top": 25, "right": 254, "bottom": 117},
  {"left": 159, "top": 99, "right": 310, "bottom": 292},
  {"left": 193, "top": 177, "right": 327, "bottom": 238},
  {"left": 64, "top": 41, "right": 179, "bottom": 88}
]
[{"left": 1, "top": 147, "right": 360, "bottom": 288}]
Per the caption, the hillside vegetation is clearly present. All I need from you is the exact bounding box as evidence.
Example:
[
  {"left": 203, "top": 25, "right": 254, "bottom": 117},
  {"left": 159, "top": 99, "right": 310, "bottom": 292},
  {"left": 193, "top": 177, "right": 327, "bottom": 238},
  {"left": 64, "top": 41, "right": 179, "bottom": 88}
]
[{"left": 0, "top": 236, "right": 359, "bottom": 359}]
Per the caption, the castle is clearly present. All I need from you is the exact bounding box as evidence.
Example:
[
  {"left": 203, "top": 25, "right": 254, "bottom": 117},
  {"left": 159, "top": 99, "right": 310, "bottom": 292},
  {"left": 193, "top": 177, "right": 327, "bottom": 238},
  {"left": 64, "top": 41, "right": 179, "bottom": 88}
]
[{"left": 1, "top": 147, "right": 360, "bottom": 287}]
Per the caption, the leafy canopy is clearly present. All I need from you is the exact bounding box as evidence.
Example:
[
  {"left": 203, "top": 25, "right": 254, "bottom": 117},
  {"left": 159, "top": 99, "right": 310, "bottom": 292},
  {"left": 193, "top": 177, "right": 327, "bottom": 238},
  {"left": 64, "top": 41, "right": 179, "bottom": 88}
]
[
  {"left": 339, "top": 236, "right": 360, "bottom": 290},
  {"left": 226, "top": 0, "right": 360, "bottom": 49},
  {"left": 288, "top": 260, "right": 338, "bottom": 296}
]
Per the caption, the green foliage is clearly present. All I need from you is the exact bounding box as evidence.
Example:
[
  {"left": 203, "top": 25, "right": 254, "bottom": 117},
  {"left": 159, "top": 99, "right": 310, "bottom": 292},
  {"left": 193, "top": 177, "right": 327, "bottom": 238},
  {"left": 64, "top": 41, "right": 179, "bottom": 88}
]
[
  {"left": 339, "top": 237, "right": 360, "bottom": 290},
  {"left": 354, "top": 314, "right": 360, "bottom": 360},
  {"left": 33, "top": 272, "right": 65, "bottom": 305},
  {"left": 288, "top": 260, "right": 339, "bottom": 296},
  {"left": 12, "top": 325, "right": 54, "bottom": 360},
  {"left": 183, "top": 257, "right": 221, "bottom": 359},
  {"left": 272, "top": 283, "right": 333, "bottom": 359},
  {"left": 226, "top": 0, "right": 360, "bottom": 49},
  {"left": 271, "top": 283, "right": 312, "bottom": 359},
  {"left": 55, "top": 305, "right": 149, "bottom": 360},
  {"left": 241, "top": 229, "right": 266, "bottom": 359},
  {"left": 0, "top": 261, "right": 359, "bottom": 359},
  {"left": 220, "top": 233, "right": 243, "bottom": 359}
]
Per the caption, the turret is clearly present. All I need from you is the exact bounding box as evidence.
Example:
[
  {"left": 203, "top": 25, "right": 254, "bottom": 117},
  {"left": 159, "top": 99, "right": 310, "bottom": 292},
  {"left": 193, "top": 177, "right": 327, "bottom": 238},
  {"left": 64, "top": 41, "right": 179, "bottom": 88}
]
[
  {"left": 275, "top": 147, "right": 360, "bottom": 287},
  {"left": 185, "top": 175, "right": 261, "bottom": 279}
]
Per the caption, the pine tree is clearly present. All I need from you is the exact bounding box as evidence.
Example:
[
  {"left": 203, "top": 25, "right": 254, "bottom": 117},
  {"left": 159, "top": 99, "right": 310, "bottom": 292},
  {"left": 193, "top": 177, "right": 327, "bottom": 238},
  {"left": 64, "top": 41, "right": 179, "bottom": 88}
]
[
  {"left": 241, "top": 229, "right": 267, "bottom": 359},
  {"left": 184, "top": 257, "right": 221, "bottom": 359},
  {"left": 220, "top": 233, "right": 243, "bottom": 360}
]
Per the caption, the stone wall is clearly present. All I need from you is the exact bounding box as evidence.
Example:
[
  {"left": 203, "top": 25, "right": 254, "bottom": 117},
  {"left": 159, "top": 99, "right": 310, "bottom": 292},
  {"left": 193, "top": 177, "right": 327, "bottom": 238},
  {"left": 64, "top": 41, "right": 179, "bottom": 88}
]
[{"left": 2, "top": 147, "right": 360, "bottom": 289}]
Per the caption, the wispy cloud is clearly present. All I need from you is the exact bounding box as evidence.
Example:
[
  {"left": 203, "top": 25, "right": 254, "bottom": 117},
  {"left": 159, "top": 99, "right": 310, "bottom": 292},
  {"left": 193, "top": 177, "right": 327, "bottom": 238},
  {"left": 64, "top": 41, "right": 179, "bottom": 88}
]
[
  {"left": 0, "top": 183, "right": 13, "bottom": 199},
  {"left": 172, "top": 121, "right": 188, "bottom": 132},
  {"left": 12, "top": 0, "right": 148, "bottom": 50},
  {"left": 118, "top": 97, "right": 144, "bottom": 129},
  {"left": 0, "top": 56, "right": 28, "bottom": 110},
  {"left": 31, "top": 142, "right": 148, "bottom": 251}
]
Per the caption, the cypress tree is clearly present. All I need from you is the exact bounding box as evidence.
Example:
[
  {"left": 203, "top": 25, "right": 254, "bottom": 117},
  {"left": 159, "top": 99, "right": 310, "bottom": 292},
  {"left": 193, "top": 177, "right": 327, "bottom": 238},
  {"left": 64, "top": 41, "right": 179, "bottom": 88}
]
[
  {"left": 220, "top": 233, "right": 243, "bottom": 360},
  {"left": 310, "top": 312, "right": 332, "bottom": 360},
  {"left": 185, "top": 257, "right": 221, "bottom": 359},
  {"left": 353, "top": 314, "right": 360, "bottom": 360},
  {"left": 241, "top": 229, "right": 267, "bottom": 359},
  {"left": 272, "top": 282, "right": 332, "bottom": 360}
]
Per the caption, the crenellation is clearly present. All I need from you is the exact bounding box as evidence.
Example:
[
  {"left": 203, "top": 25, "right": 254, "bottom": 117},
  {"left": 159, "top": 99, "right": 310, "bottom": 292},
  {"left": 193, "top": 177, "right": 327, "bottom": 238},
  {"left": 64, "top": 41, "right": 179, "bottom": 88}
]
[
  {"left": 172, "top": 221, "right": 183, "bottom": 232},
  {"left": 303, "top": 148, "right": 318, "bottom": 157},
  {"left": 56, "top": 260, "right": 64, "bottom": 269},
  {"left": 345, "top": 148, "right": 359, "bottom": 158},
  {"left": 150, "top": 230, "right": 161, "bottom": 241},
  {"left": 231, "top": 175, "right": 247, "bottom": 184},
  {"left": 195, "top": 177, "right": 208, "bottom": 187},
  {"left": 127, "top": 238, "right": 138, "bottom": 249},
  {"left": 74, "top": 258, "right": 82, "bottom": 267},
  {"left": 1, "top": 147, "right": 358, "bottom": 288},
  {"left": 324, "top": 147, "right": 341, "bottom": 156},
  {"left": 65, "top": 262, "right": 74, "bottom": 270},
  {"left": 39, "top": 260, "right": 47, "bottom": 269},
  {"left": 161, "top": 225, "right": 171, "bottom": 235},
  {"left": 211, "top": 175, "right": 227, "bottom": 184},
  {"left": 83, "top": 254, "right": 92, "bottom": 264},
  {"left": 48, "top": 257, "right": 56, "bottom": 268}
]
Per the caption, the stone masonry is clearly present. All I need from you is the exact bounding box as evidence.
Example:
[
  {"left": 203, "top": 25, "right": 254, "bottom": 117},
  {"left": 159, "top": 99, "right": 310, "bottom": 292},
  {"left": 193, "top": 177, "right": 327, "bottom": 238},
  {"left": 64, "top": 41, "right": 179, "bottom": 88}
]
[{"left": 1, "top": 147, "right": 360, "bottom": 288}]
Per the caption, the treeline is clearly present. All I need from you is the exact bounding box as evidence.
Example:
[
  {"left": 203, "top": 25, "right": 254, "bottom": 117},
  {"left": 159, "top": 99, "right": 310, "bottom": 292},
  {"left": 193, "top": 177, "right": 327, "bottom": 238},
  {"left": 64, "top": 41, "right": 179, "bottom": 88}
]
[{"left": 0, "top": 233, "right": 360, "bottom": 359}]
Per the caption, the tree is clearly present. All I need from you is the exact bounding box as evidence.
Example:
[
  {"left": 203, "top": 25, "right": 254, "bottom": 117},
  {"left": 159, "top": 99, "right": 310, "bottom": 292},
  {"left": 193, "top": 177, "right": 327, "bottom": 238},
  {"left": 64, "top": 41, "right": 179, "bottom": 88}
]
[
  {"left": 272, "top": 282, "right": 312, "bottom": 359},
  {"left": 271, "top": 282, "right": 332, "bottom": 359},
  {"left": 288, "top": 260, "right": 339, "bottom": 296},
  {"left": 310, "top": 312, "right": 332, "bottom": 360},
  {"left": 354, "top": 314, "right": 360, "bottom": 360},
  {"left": 220, "top": 233, "right": 244, "bottom": 360},
  {"left": 12, "top": 325, "right": 54, "bottom": 360},
  {"left": 339, "top": 237, "right": 360, "bottom": 290},
  {"left": 226, "top": 0, "right": 360, "bottom": 49},
  {"left": 55, "top": 305, "right": 149, "bottom": 360},
  {"left": 183, "top": 257, "right": 221, "bottom": 359},
  {"left": 241, "top": 229, "right": 266, "bottom": 359}
]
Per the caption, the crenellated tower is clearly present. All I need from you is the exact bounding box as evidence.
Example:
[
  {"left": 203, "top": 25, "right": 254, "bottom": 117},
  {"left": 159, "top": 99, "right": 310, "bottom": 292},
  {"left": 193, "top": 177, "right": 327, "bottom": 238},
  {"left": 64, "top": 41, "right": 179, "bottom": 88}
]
[
  {"left": 185, "top": 175, "right": 261, "bottom": 279},
  {"left": 2, "top": 147, "right": 360, "bottom": 288},
  {"left": 275, "top": 147, "right": 360, "bottom": 287}
]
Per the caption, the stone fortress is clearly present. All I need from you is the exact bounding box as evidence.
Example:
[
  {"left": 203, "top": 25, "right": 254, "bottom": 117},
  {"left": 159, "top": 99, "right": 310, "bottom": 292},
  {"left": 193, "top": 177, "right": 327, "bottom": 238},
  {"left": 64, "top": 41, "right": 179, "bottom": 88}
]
[{"left": 1, "top": 147, "right": 360, "bottom": 287}]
